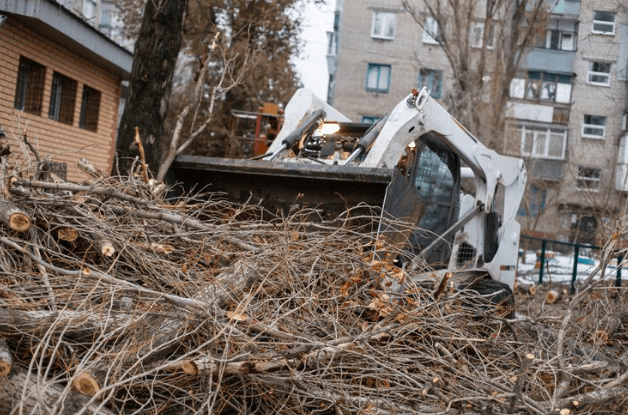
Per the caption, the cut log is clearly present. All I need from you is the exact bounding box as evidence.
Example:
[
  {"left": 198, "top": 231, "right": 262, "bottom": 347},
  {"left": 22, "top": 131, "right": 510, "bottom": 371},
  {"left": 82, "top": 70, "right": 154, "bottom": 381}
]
[
  {"left": 546, "top": 289, "right": 563, "bottom": 304},
  {"left": 593, "top": 314, "right": 623, "bottom": 344},
  {"left": 0, "top": 368, "right": 115, "bottom": 414},
  {"left": 73, "top": 365, "right": 110, "bottom": 397},
  {"left": 0, "top": 338, "right": 12, "bottom": 376},
  {"left": 99, "top": 239, "right": 116, "bottom": 257},
  {"left": 57, "top": 226, "right": 79, "bottom": 242},
  {"left": 0, "top": 199, "right": 31, "bottom": 232},
  {"left": 517, "top": 280, "right": 537, "bottom": 296}
]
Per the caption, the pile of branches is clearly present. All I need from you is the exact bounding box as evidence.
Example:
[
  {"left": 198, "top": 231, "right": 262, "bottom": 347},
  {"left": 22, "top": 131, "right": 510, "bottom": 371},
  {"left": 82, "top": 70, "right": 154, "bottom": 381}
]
[{"left": 0, "top": 159, "right": 626, "bottom": 414}]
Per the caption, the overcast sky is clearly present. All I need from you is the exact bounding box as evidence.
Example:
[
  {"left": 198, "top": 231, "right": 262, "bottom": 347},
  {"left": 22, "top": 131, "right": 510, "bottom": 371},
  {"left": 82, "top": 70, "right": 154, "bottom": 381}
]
[{"left": 293, "top": 1, "right": 336, "bottom": 101}]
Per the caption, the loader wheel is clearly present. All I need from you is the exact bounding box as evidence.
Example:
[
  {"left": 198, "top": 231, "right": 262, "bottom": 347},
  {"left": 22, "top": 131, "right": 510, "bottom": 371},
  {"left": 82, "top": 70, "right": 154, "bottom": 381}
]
[{"left": 462, "top": 279, "right": 515, "bottom": 319}]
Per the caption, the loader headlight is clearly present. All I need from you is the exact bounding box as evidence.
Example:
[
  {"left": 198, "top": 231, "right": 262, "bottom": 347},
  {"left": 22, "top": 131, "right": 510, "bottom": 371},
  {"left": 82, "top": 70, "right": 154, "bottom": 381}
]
[{"left": 318, "top": 122, "right": 340, "bottom": 136}]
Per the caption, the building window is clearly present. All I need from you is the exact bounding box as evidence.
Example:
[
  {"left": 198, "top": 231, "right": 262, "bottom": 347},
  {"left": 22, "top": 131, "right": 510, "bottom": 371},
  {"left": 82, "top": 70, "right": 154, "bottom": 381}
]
[
  {"left": 470, "top": 22, "right": 495, "bottom": 49},
  {"left": 82, "top": 0, "right": 96, "bottom": 21},
  {"left": 576, "top": 167, "right": 602, "bottom": 191},
  {"left": 418, "top": 69, "right": 443, "bottom": 99},
  {"left": 592, "top": 11, "right": 615, "bottom": 35},
  {"left": 99, "top": 6, "right": 113, "bottom": 36},
  {"left": 79, "top": 86, "right": 101, "bottom": 131},
  {"left": 14, "top": 57, "right": 46, "bottom": 115},
  {"left": 422, "top": 16, "right": 440, "bottom": 44},
  {"left": 537, "top": 29, "right": 577, "bottom": 51},
  {"left": 366, "top": 64, "right": 391, "bottom": 93},
  {"left": 371, "top": 12, "right": 395, "bottom": 40},
  {"left": 49, "top": 72, "right": 77, "bottom": 125},
  {"left": 516, "top": 124, "right": 567, "bottom": 160},
  {"left": 587, "top": 61, "right": 611, "bottom": 86},
  {"left": 518, "top": 186, "right": 546, "bottom": 217},
  {"left": 552, "top": 107, "right": 570, "bottom": 124},
  {"left": 361, "top": 116, "right": 380, "bottom": 124},
  {"left": 522, "top": 71, "right": 572, "bottom": 103},
  {"left": 582, "top": 115, "right": 606, "bottom": 138}
]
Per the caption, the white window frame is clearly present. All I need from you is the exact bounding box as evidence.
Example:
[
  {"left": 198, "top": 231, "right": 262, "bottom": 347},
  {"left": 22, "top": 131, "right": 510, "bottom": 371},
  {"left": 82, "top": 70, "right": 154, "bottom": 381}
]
[
  {"left": 592, "top": 11, "right": 616, "bottom": 35},
  {"left": 576, "top": 167, "right": 602, "bottom": 192},
  {"left": 518, "top": 124, "right": 567, "bottom": 160},
  {"left": 371, "top": 12, "right": 396, "bottom": 40},
  {"left": 422, "top": 16, "right": 440, "bottom": 45},
  {"left": 470, "top": 22, "right": 495, "bottom": 49},
  {"left": 587, "top": 61, "right": 611, "bottom": 86},
  {"left": 582, "top": 114, "right": 607, "bottom": 139}
]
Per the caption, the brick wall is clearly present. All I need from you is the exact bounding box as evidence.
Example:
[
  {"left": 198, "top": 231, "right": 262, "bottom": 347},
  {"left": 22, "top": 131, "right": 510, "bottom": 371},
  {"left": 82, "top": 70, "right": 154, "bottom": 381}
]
[{"left": 0, "top": 18, "right": 122, "bottom": 181}]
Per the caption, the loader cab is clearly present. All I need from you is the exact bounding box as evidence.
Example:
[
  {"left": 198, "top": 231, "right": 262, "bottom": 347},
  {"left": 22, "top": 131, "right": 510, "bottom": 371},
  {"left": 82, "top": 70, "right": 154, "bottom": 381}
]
[{"left": 408, "top": 134, "right": 460, "bottom": 266}]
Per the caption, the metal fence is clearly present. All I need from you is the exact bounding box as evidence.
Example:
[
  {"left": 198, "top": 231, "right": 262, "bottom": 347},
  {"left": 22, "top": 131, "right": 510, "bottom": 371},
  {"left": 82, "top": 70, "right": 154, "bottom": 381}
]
[{"left": 519, "top": 235, "right": 623, "bottom": 293}]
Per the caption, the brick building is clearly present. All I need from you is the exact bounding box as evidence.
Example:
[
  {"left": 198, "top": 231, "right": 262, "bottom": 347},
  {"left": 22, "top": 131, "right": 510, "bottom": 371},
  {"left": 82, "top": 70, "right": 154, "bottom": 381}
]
[
  {"left": 327, "top": 0, "right": 628, "bottom": 244},
  {"left": 0, "top": 0, "right": 132, "bottom": 181}
]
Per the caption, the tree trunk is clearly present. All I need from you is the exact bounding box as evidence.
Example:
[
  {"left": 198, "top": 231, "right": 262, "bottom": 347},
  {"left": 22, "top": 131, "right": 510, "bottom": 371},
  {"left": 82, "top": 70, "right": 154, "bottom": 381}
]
[{"left": 114, "top": 0, "right": 189, "bottom": 177}]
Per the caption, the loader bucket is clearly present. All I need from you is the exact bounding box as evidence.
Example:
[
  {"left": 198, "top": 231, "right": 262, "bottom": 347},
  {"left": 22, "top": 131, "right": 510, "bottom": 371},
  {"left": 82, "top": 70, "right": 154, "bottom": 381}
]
[{"left": 171, "top": 155, "right": 424, "bottom": 239}]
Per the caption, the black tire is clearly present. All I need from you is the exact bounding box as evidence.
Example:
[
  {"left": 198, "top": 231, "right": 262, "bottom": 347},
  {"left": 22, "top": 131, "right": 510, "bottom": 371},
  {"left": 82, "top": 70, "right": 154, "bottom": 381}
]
[{"left": 461, "top": 278, "right": 515, "bottom": 319}]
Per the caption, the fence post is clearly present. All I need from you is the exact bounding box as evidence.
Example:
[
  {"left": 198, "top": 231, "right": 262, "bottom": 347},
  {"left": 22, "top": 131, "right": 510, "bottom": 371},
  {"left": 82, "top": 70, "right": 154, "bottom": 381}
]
[
  {"left": 539, "top": 240, "right": 546, "bottom": 284},
  {"left": 617, "top": 254, "right": 623, "bottom": 288},
  {"left": 571, "top": 245, "right": 579, "bottom": 294}
]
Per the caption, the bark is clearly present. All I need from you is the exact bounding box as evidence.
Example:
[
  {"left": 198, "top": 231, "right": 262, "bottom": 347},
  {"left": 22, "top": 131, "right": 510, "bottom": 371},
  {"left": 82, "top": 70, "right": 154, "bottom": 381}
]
[{"left": 114, "top": 0, "right": 189, "bottom": 177}]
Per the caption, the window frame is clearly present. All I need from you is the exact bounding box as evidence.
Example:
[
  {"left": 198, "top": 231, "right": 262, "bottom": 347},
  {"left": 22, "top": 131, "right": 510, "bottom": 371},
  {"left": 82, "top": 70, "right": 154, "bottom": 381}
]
[
  {"left": 517, "top": 124, "right": 567, "bottom": 160},
  {"left": 371, "top": 11, "right": 396, "bottom": 40},
  {"left": 470, "top": 21, "right": 495, "bottom": 49},
  {"left": 587, "top": 61, "right": 611, "bottom": 86},
  {"left": 522, "top": 71, "right": 572, "bottom": 103},
  {"left": 48, "top": 71, "right": 78, "bottom": 125},
  {"left": 576, "top": 167, "right": 602, "bottom": 192},
  {"left": 582, "top": 114, "right": 607, "bottom": 139},
  {"left": 418, "top": 68, "right": 443, "bottom": 99},
  {"left": 517, "top": 186, "right": 547, "bottom": 217},
  {"left": 591, "top": 11, "right": 615, "bottom": 35},
  {"left": 79, "top": 85, "right": 101, "bottom": 132},
  {"left": 422, "top": 16, "right": 440, "bottom": 45},
  {"left": 365, "top": 63, "right": 391, "bottom": 93},
  {"left": 14, "top": 56, "right": 46, "bottom": 115}
]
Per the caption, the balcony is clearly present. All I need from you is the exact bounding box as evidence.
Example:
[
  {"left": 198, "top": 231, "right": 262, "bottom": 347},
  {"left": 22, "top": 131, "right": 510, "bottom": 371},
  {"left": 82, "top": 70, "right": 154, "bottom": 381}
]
[
  {"left": 524, "top": 49, "right": 576, "bottom": 74},
  {"left": 529, "top": 159, "right": 564, "bottom": 181},
  {"left": 551, "top": 0, "right": 581, "bottom": 16}
]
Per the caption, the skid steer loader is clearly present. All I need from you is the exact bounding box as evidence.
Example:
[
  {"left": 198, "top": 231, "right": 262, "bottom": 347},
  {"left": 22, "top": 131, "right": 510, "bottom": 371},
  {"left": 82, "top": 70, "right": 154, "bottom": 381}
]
[{"left": 172, "top": 88, "right": 527, "bottom": 311}]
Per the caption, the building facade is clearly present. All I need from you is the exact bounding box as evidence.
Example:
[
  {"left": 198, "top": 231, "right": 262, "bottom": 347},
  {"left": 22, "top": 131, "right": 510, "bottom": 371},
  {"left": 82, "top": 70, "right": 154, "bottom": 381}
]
[
  {"left": 0, "top": 0, "right": 132, "bottom": 181},
  {"left": 328, "top": 0, "right": 628, "bottom": 244}
]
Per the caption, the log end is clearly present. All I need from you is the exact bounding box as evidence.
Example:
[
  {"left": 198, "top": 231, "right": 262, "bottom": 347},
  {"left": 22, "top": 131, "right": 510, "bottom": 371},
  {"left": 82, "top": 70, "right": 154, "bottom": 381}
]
[
  {"left": 0, "top": 360, "right": 11, "bottom": 377},
  {"left": 545, "top": 289, "right": 562, "bottom": 304},
  {"left": 74, "top": 372, "right": 100, "bottom": 396},
  {"left": 8, "top": 212, "right": 31, "bottom": 232},
  {"left": 57, "top": 227, "right": 79, "bottom": 242},
  {"left": 100, "top": 242, "right": 116, "bottom": 257}
]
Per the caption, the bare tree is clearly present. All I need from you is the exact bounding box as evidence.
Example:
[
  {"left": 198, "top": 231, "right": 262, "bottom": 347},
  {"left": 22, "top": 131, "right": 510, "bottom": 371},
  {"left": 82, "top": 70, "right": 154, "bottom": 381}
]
[{"left": 401, "top": 0, "right": 548, "bottom": 150}]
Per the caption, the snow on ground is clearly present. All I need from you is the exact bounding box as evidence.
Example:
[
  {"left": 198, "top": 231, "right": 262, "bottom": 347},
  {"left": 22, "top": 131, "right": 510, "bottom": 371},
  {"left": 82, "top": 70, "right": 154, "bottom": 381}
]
[{"left": 516, "top": 250, "right": 626, "bottom": 285}]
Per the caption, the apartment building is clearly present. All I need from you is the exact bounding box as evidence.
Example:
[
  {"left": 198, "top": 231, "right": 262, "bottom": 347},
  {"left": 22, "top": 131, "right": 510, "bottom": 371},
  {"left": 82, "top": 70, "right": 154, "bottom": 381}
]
[
  {"left": 0, "top": 0, "right": 132, "bottom": 181},
  {"left": 327, "top": 0, "right": 628, "bottom": 244}
]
